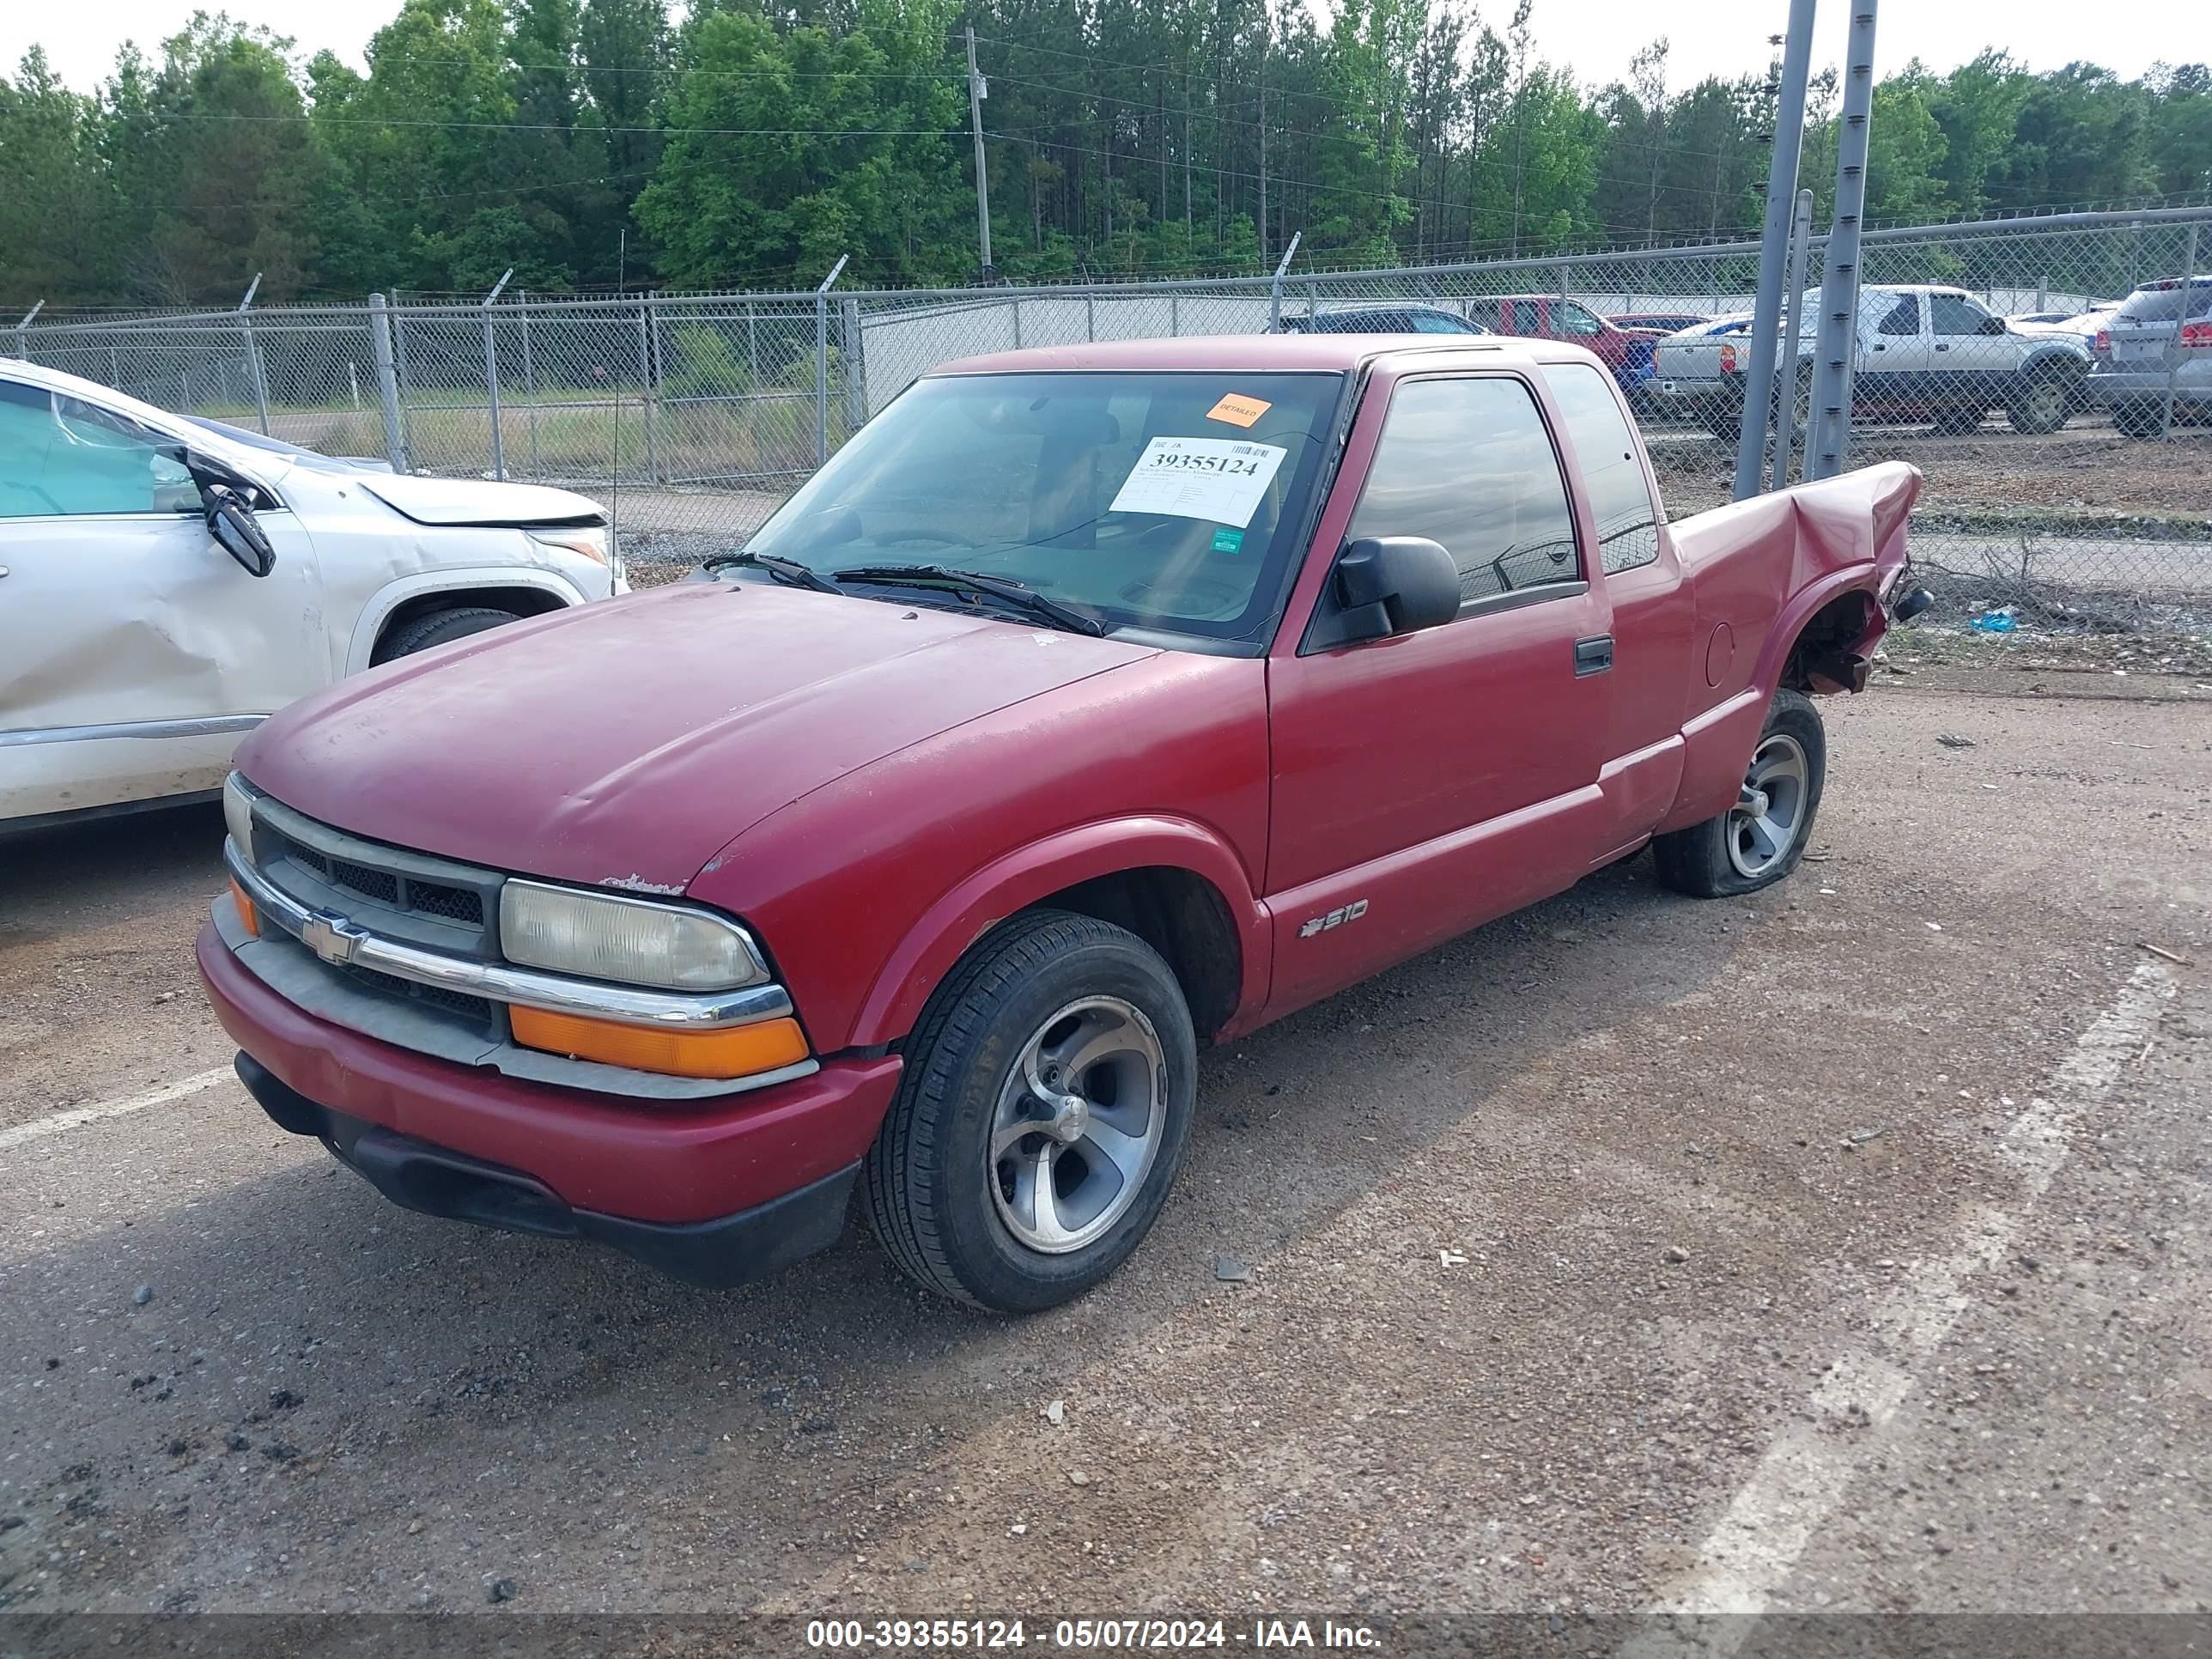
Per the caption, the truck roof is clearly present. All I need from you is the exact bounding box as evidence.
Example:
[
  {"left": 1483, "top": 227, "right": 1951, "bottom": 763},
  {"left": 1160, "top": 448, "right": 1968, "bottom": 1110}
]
[{"left": 928, "top": 332, "right": 1562, "bottom": 378}]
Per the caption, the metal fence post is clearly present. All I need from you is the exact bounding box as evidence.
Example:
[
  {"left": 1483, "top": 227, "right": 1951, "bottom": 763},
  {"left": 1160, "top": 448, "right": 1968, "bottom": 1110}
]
[
  {"left": 1086, "top": 295, "right": 1097, "bottom": 342},
  {"left": 814, "top": 256, "right": 849, "bottom": 467},
  {"left": 391, "top": 301, "right": 416, "bottom": 470},
  {"left": 2160, "top": 221, "right": 2201, "bottom": 441},
  {"left": 637, "top": 299, "right": 659, "bottom": 484},
  {"left": 12, "top": 300, "right": 39, "bottom": 359},
  {"left": 1733, "top": 0, "right": 1817, "bottom": 499},
  {"left": 841, "top": 295, "right": 866, "bottom": 431},
  {"left": 1765, "top": 190, "right": 1816, "bottom": 492},
  {"left": 1170, "top": 294, "right": 1180, "bottom": 337},
  {"left": 367, "top": 293, "right": 407, "bottom": 472},
  {"left": 1806, "top": 1, "right": 1880, "bottom": 482},
  {"left": 238, "top": 273, "right": 271, "bottom": 435},
  {"left": 481, "top": 267, "right": 512, "bottom": 481},
  {"left": 518, "top": 290, "right": 539, "bottom": 477},
  {"left": 745, "top": 301, "right": 760, "bottom": 382},
  {"left": 1268, "top": 231, "right": 1302, "bottom": 331},
  {"left": 1011, "top": 295, "right": 1024, "bottom": 349}
]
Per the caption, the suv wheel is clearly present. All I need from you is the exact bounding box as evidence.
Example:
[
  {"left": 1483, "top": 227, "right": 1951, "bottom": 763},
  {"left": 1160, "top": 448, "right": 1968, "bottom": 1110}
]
[
  {"left": 2111, "top": 400, "right": 2167, "bottom": 440},
  {"left": 863, "top": 910, "right": 1197, "bottom": 1312},
  {"left": 1652, "top": 690, "right": 1826, "bottom": 898},
  {"left": 371, "top": 605, "right": 522, "bottom": 664}
]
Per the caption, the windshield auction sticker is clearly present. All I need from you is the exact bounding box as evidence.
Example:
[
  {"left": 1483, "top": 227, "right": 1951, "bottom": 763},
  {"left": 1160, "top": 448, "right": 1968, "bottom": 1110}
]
[
  {"left": 1108, "top": 436, "right": 1288, "bottom": 527},
  {"left": 1205, "top": 392, "right": 1273, "bottom": 427}
]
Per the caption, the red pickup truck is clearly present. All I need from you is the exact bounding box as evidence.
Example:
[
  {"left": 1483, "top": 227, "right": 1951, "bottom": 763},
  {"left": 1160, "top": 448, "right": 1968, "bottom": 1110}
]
[{"left": 198, "top": 334, "right": 1924, "bottom": 1312}]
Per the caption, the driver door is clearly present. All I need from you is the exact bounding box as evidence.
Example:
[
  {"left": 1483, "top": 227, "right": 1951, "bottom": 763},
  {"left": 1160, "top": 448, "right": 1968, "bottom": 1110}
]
[{"left": 0, "top": 376, "right": 325, "bottom": 821}]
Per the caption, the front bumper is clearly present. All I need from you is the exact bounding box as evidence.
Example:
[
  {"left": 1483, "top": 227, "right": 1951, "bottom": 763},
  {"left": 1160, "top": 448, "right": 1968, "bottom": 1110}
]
[
  {"left": 234, "top": 1054, "right": 857, "bottom": 1289},
  {"left": 198, "top": 920, "right": 903, "bottom": 1274}
]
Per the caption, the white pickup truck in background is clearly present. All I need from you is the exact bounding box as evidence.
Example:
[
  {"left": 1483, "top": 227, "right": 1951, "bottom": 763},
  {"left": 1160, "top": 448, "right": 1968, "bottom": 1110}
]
[
  {"left": 0, "top": 359, "right": 623, "bottom": 830},
  {"left": 1650, "top": 283, "right": 2093, "bottom": 439}
]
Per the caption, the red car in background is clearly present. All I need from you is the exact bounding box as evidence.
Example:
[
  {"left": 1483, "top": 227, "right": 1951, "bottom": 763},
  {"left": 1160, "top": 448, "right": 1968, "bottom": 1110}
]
[{"left": 1466, "top": 295, "right": 1671, "bottom": 409}]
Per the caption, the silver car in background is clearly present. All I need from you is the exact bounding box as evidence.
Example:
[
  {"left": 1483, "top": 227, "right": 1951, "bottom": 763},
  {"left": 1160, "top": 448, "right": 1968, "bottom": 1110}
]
[{"left": 2091, "top": 276, "right": 2212, "bottom": 438}]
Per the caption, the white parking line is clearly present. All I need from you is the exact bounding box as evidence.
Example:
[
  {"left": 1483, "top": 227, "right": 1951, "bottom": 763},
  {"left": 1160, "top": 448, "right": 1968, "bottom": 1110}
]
[
  {"left": 1622, "top": 960, "right": 2175, "bottom": 1655},
  {"left": 0, "top": 1066, "right": 237, "bottom": 1156}
]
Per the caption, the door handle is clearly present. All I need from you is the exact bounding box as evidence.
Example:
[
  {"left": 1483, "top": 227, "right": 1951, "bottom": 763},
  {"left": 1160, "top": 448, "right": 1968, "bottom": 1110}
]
[
  {"left": 1935, "top": 343, "right": 1950, "bottom": 352},
  {"left": 1872, "top": 343, "right": 1886, "bottom": 351},
  {"left": 1574, "top": 635, "right": 1614, "bottom": 677}
]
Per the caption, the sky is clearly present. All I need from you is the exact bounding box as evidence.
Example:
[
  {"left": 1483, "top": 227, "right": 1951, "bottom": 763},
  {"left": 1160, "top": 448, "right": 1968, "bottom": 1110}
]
[{"left": 3, "top": 0, "right": 2185, "bottom": 100}]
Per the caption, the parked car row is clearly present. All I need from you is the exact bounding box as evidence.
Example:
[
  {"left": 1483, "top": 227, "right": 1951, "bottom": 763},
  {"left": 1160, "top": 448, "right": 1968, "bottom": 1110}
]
[{"left": 1285, "top": 278, "right": 2207, "bottom": 441}]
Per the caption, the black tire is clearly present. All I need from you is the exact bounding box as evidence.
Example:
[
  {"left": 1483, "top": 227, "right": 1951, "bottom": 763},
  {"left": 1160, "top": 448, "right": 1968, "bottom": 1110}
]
[
  {"left": 2006, "top": 368, "right": 2075, "bottom": 435},
  {"left": 863, "top": 909, "right": 1198, "bottom": 1313},
  {"left": 370, "top": 605, "right": 523, "bottom": 665},
  {"left": 2111, "top": 400, "right": 2166, "bottom": 440},
  {"left": 1652, "top": 690, "right": 1826, "bottom": 899}
]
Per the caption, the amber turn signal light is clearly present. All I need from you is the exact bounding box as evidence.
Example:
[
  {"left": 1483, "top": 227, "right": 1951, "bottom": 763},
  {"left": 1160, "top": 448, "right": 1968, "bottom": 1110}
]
[
  {"left": 507, "top": 1006, "right": 809, "bottom": 1079},
  {"left": 229, "top": 878, "right": 260, "bottom": 937}
]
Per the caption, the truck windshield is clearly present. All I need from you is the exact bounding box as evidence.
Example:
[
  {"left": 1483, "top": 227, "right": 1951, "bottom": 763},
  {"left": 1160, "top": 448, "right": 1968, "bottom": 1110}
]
[{"left": 738, "top": 370, "right": 1344, "bottom": 641}]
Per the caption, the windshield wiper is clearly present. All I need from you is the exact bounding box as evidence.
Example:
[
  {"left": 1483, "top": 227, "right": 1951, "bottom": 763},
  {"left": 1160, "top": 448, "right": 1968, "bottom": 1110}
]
[
  {"left": 702, "top": 550, "right": 845, "bottom": 595},
  {"left": 832, "top": 564, "right": 1106, "bottom": 637}
]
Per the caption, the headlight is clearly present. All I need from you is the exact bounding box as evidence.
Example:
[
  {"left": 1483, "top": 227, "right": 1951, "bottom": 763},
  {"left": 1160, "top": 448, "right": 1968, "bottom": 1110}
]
[
  {"left": 223, "top": 774, "right": 258, "bottom": 865},
  {"left": 527, "top": 526, "right": 609, "bottom": 566},
  {"left": 498, "top": 880, "right": 768, "bottom": 991}
]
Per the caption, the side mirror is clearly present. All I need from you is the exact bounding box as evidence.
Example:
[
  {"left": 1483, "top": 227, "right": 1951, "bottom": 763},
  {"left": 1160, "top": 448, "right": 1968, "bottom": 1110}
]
[
  {"left": 204, "top": 485, "right": 276, "bottom": 578},
  {"left": 1333, "top": 536, "right": 1461, "bottom": 643},
  {"left": 1978, "top": 314, "right": 2009, "bottom": 336}
]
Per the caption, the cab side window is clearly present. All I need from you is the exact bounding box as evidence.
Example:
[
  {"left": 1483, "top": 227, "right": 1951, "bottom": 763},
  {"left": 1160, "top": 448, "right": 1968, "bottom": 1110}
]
[
  {"left": 1555, "top": 301, "right": 1605, "bottom": 337},
  {"left": 0, "top": 380, "right": 200, "bottom": 519},
  {"left": 1929, "top": 293, "right": 1992, "bottom": 336},
  {"left": 1877, "top": 296, "right": 1922, "bottom": 337},
  {"left": 1346, "top": 376, "right": 1580, "bottom": 605},
  {"left": 1545, "top": 362, "right": 1661, "bottom": 574}
]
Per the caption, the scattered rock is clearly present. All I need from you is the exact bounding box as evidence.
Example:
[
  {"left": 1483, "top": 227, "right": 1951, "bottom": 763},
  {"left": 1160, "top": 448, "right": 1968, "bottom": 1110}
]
[
  {"left": 1661, "top": 1246, "right": 1691, "bottom": 1265},
  {"left": 1043, "top": 1401, "right": 1066, "bottom": 1427},
  {"left": 1846, "top": 1127, "right": 1888, "bottom": 1146},
  {"left": 407, "top": 1519, "right": 424, "bottom": 1535},
  {"left": 260, "top": 1443, "right": 300, "bottom": 1462},
  {"left": 1936, "top": 732, "right": 1977, "bottom": 749},
  {"left": 154, "top": 991, "right": 177, "bottom": 1005},
  {"left": 44, "top": 1358, "right": 58, "bottom": 1371},
  {"left": 268, "top": 1389, "right": 303, "bottom": 1412},
  {"left": 484, "top": 1577, "right": 517, "bottom": 1604},
  {"left": 760, "top": 1386, "right": 793, "bottom": 1413},
  {"left": 1068, "top": 1470, "right": 1091, "bottom": 1487},
  {"left": 905, "top": 1558, "right": 926, "bottom": 1574},
  {"left": 0, "top": 1516, "right": 25, "bottom": 1533},
  {"left": 1213, "top": 1253, "right": 1251, "bottom": 1284},
  {"left": 164, "top": 1438, "right": 188, "bottom": 1458},
  {"left": 225, "top": 1435, "right": 251, "bottom": 1454},
  {"left": 131, "top": 1285, "right": 153, "bottom": 1307},
  {"left": 1009, "top": 1523, "right": 1028, "bottom": 1536}
]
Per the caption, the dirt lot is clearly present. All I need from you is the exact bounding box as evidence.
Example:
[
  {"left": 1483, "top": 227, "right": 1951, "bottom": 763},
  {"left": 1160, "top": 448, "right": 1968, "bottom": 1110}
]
[{"left": 3, "top": 669, "right": 2209, "bottom": 1654}]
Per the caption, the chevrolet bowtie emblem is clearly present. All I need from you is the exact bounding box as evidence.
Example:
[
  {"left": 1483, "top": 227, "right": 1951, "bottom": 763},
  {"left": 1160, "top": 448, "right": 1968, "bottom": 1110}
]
[{"left": 301, "top": 913, "right": 368, "bottom": 967}]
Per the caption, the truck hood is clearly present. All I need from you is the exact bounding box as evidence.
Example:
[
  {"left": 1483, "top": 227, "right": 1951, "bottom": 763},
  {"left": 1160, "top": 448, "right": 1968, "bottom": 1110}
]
[
  {"left": 234, "top": 580, "right": 1159, "bottom": 890},
  {"left": 360, "top": 474, "right": 605, "bottom": 527}
]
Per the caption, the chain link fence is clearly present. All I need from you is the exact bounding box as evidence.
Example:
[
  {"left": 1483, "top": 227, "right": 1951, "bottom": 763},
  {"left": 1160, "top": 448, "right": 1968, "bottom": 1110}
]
[{"left": 18, "top": 205, "right": 2209, "bottom": 632}]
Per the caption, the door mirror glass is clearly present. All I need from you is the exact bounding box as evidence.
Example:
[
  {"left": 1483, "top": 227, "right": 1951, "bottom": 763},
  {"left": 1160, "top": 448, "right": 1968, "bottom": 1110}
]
[
  {"left": 204, "top": 485, "right": 276, "bottom": 577},
  {"left": 1334, "top": 536, "right": 1462, "bottom": 642},
  {"left": 1978, "top": 313, "right": 2009, "bottom": 336}
]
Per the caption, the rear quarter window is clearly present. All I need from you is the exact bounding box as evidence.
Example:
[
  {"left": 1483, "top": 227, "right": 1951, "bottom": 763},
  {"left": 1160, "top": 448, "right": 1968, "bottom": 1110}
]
[{"left": 1544, "top": 362, "right": 1661, "bottom": 574}]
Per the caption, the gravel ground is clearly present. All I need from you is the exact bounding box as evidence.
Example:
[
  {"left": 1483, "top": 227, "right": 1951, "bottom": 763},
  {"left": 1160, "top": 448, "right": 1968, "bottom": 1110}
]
[{"left": 2, "top": 669, "right": 2208, "bottom": 1652}]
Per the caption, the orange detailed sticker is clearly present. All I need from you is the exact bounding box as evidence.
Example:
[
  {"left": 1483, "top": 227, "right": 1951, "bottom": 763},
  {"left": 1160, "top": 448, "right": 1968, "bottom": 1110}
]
[{"left": 1205, "top": 392, "right": 1272, "bottom": 428}]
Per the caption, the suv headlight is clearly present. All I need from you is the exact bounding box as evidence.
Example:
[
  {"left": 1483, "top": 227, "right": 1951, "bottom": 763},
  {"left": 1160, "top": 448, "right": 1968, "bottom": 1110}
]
[
  {"left": 223, "top": 773, "right": 258, "bottom": 865},
  {"left": 527, "top": 526, "right": 609, "bottom": 566},
  {"left": 499, "top": 880, "right": 767, "bottom": 991}
]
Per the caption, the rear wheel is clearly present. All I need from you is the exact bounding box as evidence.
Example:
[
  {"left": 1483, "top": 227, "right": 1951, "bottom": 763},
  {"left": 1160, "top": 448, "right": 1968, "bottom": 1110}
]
[
  {"left": 2005, "top": 368, "right": 2074, "bottom": 435},
  {"left": 2112, "top": 400, "right": 2167, "bottom": 440},
  {"left": 1652, "top": 690, "right": 1826, "bottom": 898},
  {"left": 863, "top": 910, "right": 1197, "bottom": 1312},
  {"left": 371, "top": 605, "right": 521, "bottom": 664}
]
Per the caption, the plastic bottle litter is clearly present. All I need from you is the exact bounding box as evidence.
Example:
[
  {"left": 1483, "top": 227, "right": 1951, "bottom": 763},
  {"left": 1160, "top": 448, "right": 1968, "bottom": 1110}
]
[{"left": 1969, "top": 608, "right": 2018, "bottom": 635}]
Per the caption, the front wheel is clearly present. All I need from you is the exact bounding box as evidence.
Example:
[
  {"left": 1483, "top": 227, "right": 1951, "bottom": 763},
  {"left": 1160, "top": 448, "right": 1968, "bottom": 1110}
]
[
  {"left": 863, "top": 910, "right": 1197, "bottom": 1312},
  {"left": 1652, "top": 690, "right": 1826, "bottom": 897}
]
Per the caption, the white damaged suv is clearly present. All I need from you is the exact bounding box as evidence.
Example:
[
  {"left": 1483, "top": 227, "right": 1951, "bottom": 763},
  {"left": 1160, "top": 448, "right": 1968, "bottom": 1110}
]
[{"left": 0, "top": 358, "right": 623, "bottom": 830}]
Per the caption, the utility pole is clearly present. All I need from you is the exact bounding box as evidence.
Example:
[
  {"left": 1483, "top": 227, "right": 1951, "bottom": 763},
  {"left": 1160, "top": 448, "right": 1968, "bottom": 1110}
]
[
  {"left": 965, "top": 25, "right": 994, "bottom": 278},
  {"left": 1729, "top": 0, "right": 1814, "bottom": 501},
  {"left": 1257, "top": 44, "right": 1269, "bottom": 269},
  {"left": 1806, "top": 0, "right": 1879, "bottom": 481}
]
